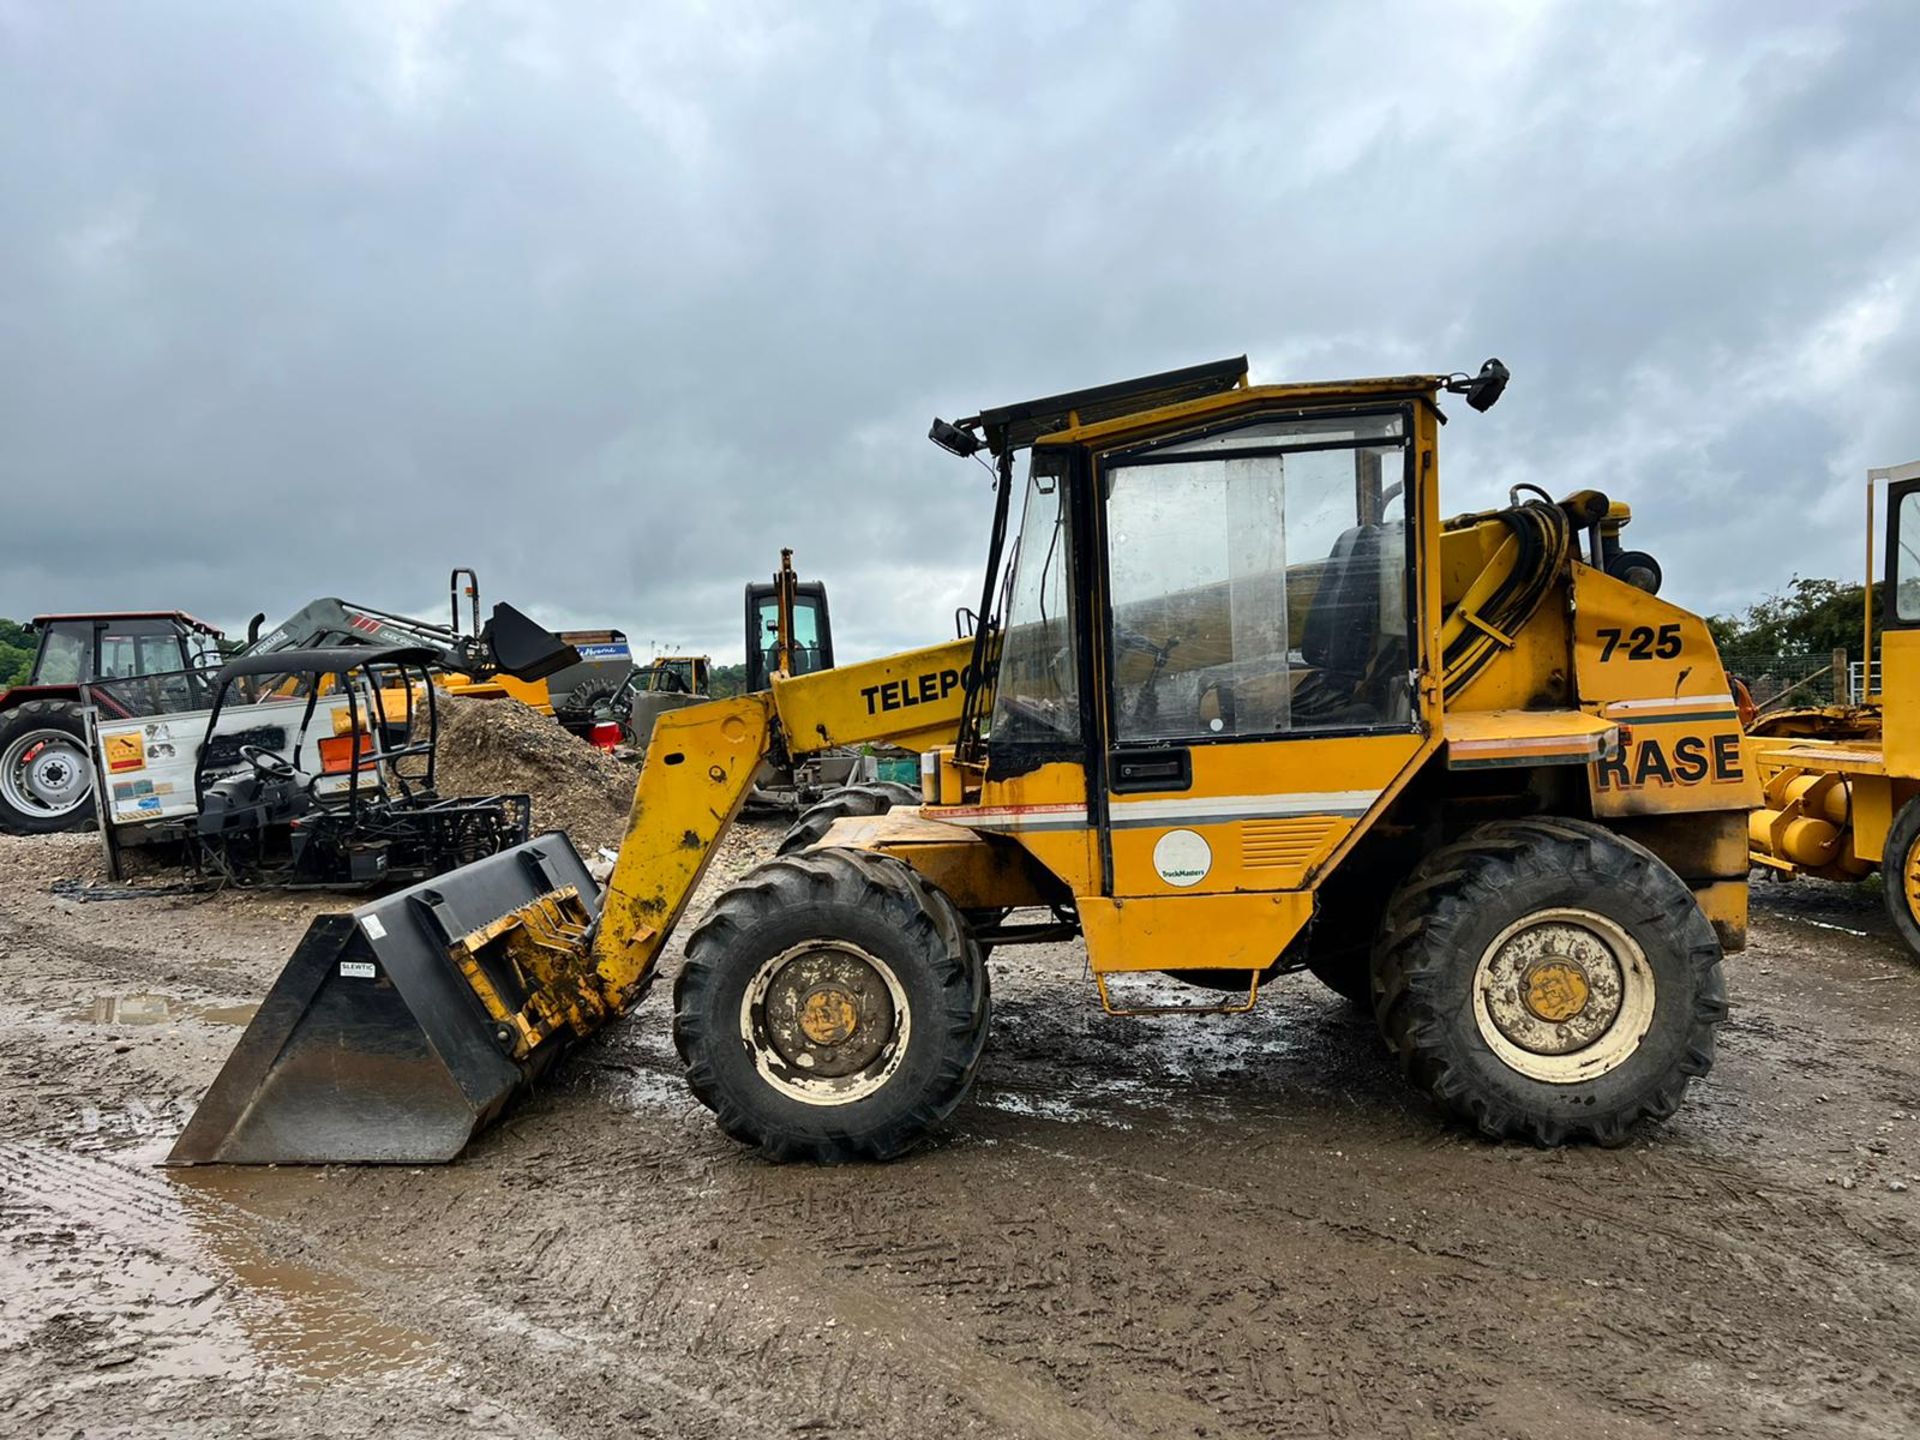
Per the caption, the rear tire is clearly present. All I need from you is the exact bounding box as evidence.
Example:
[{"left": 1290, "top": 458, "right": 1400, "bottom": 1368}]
[
  {"left": 553, "top": 681, "right": 623, "bottom": 740},
  {"left": 674, "top": 848, "right": 987, "bottom": 1162},
  {"left": 555, "top": 679, "right": 617, "bottom": 718},
  {"left": 1305, "top": 949, "right": 1371, "bottom": 1007},
  {"left": 776, "top": 781, "right": 920, "bottom": 857},
  {"left": 1303, "top": 901, "right": 1383, "bottom": 1008},
  {"left": 1374, "top": 817, "right": 1723, "bottom": 1146},
  {"left": 1879, "top": 797, "right": 1920, "bottom": 960},
  {"left": 0, "top": 700, "right": 95, "bottom": 833}
]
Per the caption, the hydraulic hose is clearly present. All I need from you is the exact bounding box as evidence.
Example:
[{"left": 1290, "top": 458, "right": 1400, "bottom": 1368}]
[{"left": 1439, "top": 501, "right": 1573, "bottom": 704}]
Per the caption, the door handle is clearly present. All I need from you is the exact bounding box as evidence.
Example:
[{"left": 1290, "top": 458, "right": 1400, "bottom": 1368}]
[{"left": 1110, "top": 747, "right": 1192, "bottom": 793}]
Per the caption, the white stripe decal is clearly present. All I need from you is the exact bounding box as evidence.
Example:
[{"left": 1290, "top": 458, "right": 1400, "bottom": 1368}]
[
  {"left": 1450, "top": 734, "right": 1608, "bottom": 753},
  {"left": 939, "top": 802, "right": 1087, "bottom": 833},
  {"left": 1110, "top": 790, "right": 1381, "bottom": 821},
  {"left": 940, "top": 789, "right": 1384, "bottom": 832},
  {"left": 1601, "top": 695, "right": 1735, "bottom": 715}
]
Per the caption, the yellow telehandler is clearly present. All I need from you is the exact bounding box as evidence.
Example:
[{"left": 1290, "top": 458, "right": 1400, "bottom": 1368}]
[{"left": 170, "top": 356, "right": 1757, "bottom": 1166}]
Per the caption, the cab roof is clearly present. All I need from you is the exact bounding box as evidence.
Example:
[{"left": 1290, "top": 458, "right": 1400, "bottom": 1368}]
[
  {"left": 955, "top": 356, "right": 1446, "bottom": 458},
  {"left": 1036, "top": 373, "right": 1445, "bottom": 453},
  {"left": 962, "top": 356, "right": 1250, "bottom": 457},
  {"left": 31, "top": 610, "right": 224, "bottom": 637}
]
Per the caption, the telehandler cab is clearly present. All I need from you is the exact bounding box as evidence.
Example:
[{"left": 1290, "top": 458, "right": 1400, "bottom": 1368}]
[{"left": 171, "top": 357, "right": 1755, "bottom": 1166}]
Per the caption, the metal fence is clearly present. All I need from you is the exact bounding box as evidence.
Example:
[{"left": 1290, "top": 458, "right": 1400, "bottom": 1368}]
[
  {"left": 1850, "top": 658, "right": 1876, "bottom": 702},
  {"left": 1718, "top": 651, "right": 1849, "bottom": 712}
]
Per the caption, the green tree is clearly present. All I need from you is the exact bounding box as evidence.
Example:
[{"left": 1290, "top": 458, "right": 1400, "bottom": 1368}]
[
  {"left": 0, "top": 618, "right": 36, "bottom": 689},
  {"left": 708, "top": 662, "right": 751, "bottom": 698},
  {"left": 1709, "top": 577, "right": 1880, "bottom": 659}
]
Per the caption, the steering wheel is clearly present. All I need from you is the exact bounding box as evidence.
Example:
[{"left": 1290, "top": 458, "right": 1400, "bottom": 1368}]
[{"left": 238, "top": 744, "right": 299, "bottom": 780}]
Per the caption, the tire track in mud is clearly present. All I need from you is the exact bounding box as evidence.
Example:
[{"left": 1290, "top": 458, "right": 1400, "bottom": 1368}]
[
  {"left": 0, "top": 1138, "right": 796, "bottom": 1440},
  {"left": 0, "top": 1140, "right": 508, "bottom": 1439},
  {"left": 948, "top": 1105, "right": 1920, "bottom": 1438},
  {"left": 6, "top": 829, "right": 1920, "bottom": 1439}
]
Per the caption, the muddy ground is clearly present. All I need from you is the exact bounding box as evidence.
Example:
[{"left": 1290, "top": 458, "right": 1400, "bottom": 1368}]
[{"left": 2, "top": 825, "right": 1917, "bottom": 1440}]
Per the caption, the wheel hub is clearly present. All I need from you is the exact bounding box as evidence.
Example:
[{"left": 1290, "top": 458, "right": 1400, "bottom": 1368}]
[
  {"left": 3, "top": 730, "right": 90, "bottom": 816},
  {"left": 1521, "top": 958, "right": 1592, "bottom": 1024},
  {"left": 798, "top": 985, "right": 861, "bottom": 1046},
  {"left": 757, "top": 945, "right": 897, "bottom": 1080},
  {"left": 1472, "top": 908, "right": 1656, "bottom": 1084},
  {"left": 30, "top": 749, "right": 80, "bottom": 800},
  {"left": 1481, "top": 920, "right": 1623, "bottom": 1056}
]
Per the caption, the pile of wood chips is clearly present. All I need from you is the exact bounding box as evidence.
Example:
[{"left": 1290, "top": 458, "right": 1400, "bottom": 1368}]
[{"left": 427, "top": 696, "right": 636, "bottom": 854}]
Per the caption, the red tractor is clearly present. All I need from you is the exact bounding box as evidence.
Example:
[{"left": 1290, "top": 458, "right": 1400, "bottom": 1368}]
[{"left": 0, "top": 611, "right": 226, "bottom": 834}]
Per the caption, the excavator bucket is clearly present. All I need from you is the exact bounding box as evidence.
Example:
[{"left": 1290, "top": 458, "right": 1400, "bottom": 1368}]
[
  {"left": 167, "top": 837, "right": 599, "bottom": 1165},
  {"left": 479, "top": 602, "right": 580, "bottom": 682}
]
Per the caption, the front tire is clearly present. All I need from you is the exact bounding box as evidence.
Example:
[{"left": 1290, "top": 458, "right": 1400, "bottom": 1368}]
[
  {"left": 0, "top": 700, "right": 95, "bottom": 834},
  {"left": 1374, "top": 817, "right": 1724, "bottom": 1146},
  {"left": 775, "top": 781, "right": 921, "bottom": 856},
  {"left": 674, "top": 848, "right": 988, "bottom": 1162}
]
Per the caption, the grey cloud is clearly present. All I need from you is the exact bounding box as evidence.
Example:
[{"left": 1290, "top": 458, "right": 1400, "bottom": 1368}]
[{"left": 2, "top": 1, "right": 1916, "bottom": 661}]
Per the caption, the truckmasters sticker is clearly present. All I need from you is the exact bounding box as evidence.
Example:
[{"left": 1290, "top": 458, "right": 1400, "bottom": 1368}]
[{"left": 1153, "top": 829, "right": 1212, "bottom": 888}]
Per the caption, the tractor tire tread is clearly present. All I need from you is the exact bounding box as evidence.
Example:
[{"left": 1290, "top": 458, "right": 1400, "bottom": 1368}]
[
  {"left": 776, "top": 782, "right": 921, "bottom": 857},
  {"left": 1879, "top": 797, "right": 1920, "bottom": 961},
  {"left": 1372, "top": 816, "right": 1723, "bottom": 1147},
  {"left": 0, "top": 698, "right": 95, "bottom": 834},
  {"left": 674, "top": 847, "right": 984, "bottom": 1162}
]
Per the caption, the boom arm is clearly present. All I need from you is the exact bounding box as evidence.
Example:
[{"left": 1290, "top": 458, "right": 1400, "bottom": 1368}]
[
  {"left": 588, "top": 636, "right": 978, "bottom": 1005},
  {"left": 244, "top": 597, "right": 578, "bottom": 684}
]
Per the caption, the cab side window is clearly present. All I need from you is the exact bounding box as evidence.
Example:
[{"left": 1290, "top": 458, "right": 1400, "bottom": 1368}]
[
  {"left": 1895, "top": 489, "right": 1920, "bottom": 623},
  {"left": 1103, "top": 413, "right": 1412, "bottom": 743},
  {"left": 34, "top": 625, "right": 90, "bottom": 685}
]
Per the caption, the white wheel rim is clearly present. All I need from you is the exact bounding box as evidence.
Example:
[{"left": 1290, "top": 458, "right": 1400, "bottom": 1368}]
[
  {"left": 1, "top": 728, "right": 91, "bottom": 817},
  {"left": 1471, "top": 907, "right": 1655, "bottom": 1084},
  {"left": 740, "top": 941, "right": 912, "bottom": 1107}
]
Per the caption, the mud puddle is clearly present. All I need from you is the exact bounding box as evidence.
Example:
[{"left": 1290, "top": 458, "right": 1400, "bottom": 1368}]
[
  {"left": 69, "top": 993, "right": 259, "bottom": 1027},
  {"left": 0, "top": 1141, "right": 438, "bottom": 1393}
]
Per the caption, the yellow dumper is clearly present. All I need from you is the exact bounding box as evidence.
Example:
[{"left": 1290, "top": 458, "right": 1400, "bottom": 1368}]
[{"left": 1747, "top": 461, "right": 1920, "bottom": 953}]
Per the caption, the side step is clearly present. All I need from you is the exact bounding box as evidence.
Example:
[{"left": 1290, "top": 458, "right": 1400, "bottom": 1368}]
[{"left": 167, "top": 836, "right": 599, "bottom": 1165}]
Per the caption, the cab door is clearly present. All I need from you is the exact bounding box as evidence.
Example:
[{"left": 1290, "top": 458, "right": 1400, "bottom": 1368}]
[{"left": 1092, "top": 407, "right": 1435, "bottom": 913}]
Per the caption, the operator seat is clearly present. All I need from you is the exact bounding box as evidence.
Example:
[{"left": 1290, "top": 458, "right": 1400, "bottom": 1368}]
[{"left": 1298, "top": 524, "right": 1382, "bottom": 686}]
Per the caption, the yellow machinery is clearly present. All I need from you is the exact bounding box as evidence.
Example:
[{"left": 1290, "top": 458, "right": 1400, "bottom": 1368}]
[
  {"left": 171, "top": 357, "right": 1755, "bottom": 1166},
  {"left": 1747, "top": 460, "right": 1920, "bottom": 952}
]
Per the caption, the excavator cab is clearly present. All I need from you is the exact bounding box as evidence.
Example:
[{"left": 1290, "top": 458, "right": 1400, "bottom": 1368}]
[{"left": 745, "top": 563, "right": 835, "bottom": 692}]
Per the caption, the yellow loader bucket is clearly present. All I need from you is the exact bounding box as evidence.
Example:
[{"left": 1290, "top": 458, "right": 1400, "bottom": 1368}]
[{"left": 168, "top": 837, "right": 601, "bottom": 1165}]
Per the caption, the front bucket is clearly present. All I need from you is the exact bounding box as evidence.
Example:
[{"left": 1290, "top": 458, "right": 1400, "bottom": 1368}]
[
  {"left": 481, "top": 602, "right": 580, "bottom": 682},
  {"left": 167, "top": 836, "right": 600, "bottom": 1166}
]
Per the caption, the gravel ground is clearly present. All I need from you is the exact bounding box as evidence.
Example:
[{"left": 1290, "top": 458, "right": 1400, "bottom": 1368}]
[{"left": 1, "top": 825, "right": 1917, "bottom": 1439}]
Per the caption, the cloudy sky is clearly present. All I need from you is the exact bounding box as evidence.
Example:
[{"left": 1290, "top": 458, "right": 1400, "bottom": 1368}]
[{"left": 2, "top": 1, "right": 1916, "bottom": 663}]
